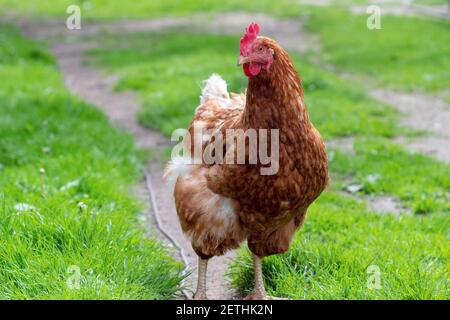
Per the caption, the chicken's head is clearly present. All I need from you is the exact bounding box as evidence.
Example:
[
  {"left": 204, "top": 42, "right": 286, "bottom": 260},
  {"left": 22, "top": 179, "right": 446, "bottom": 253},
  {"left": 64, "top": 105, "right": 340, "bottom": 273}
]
[{"left": 238, "top": 23, "right": 274, "bottom": 77}]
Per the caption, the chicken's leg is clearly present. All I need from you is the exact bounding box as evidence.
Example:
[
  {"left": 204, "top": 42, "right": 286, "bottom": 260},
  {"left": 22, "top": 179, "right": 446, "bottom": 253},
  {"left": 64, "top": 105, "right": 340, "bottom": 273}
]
[
  {"left": 244, "top": 253, "right": 267, "bottom": 300},
  {"left": 193, "top": 257, "right": 209, "bottom": 300}
]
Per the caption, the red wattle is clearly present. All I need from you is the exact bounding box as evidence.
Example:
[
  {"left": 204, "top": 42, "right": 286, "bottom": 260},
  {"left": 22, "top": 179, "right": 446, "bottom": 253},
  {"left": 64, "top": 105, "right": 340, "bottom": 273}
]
[
  {"left": 249, "top": 63, "right": 262, "bottom": 76},
  {"left": 243, "top": 63, "right": 251, "bottom": 77},
  {"left": 243, "top": 63, "right": 262, "bottom": 77}
]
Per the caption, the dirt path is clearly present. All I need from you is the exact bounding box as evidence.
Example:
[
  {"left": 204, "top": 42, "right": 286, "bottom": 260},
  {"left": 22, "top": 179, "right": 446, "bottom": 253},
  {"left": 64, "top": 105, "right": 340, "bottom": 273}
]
[{"left": 369, "top": 88, "right": 450, "bottom": 162}]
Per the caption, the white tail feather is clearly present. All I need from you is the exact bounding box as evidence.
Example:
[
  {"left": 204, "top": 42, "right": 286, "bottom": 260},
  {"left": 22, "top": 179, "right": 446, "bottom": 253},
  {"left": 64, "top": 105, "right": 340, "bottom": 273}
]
[
  {"left": 163, "top": 156, "right": 199, "bottom": 191},
  {"left": 200, "top": 74, "right": 230, "bottom": 107}
]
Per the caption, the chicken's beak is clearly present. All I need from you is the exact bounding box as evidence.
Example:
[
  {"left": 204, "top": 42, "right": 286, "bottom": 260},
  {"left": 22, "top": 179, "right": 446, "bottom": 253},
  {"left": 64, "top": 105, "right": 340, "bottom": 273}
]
[{"left": 237, "top": 55, "right": 250, "bottom": 66}]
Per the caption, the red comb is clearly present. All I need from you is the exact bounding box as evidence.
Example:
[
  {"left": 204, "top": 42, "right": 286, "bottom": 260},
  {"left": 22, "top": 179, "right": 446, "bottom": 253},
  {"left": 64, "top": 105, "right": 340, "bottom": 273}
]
[{"left": 240, "top": 23, "right": 260, "bottom": 56}]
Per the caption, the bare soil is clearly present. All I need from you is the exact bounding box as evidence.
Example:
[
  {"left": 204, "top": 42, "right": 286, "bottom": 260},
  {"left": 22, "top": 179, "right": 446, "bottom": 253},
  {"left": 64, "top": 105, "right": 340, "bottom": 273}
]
[{"left": 370, "top": 88, "right": 450, "bottom": 162}]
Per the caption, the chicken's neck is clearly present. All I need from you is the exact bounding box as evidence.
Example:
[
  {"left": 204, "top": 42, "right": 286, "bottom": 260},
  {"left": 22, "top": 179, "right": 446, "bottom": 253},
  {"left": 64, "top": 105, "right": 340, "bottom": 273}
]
[{"left": 242, "top": 53, "right": 309, "bottom": 130}]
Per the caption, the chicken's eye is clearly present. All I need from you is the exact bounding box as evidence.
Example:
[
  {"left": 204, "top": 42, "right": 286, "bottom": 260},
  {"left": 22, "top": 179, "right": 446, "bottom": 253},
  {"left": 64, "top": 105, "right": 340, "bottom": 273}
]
[{"left": 259, "top": 46, "right": 264, "bottom": 51}]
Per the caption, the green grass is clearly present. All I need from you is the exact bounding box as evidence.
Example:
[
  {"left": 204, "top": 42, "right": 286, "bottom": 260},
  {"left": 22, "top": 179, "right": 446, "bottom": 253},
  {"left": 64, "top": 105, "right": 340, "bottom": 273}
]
[
  {"left": 338, "top": 0, "right": 448, "bottom": 4},
  {"left": 0, "top": 25, "right": 184, "bottom": 299},
  {"left": 306, "top": 8, "right": 450, "bottom": 92},
  {"left": 87, "top": 30, "right": 449, "bottom": 299},
  {"left": 229, "top": 192, "right": 449, "bottom": 299},
  {"left": 408, "top": 0, "right": 448, "bottom": 4},
  {"left": 417, "top": 0, "right": 449, "bottom": 4}
]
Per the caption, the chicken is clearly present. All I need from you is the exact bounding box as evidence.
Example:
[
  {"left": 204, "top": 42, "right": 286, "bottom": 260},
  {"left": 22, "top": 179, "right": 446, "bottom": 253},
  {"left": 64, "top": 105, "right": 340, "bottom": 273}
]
[{"left": 164, "top": 23, "right": 329, "bottom": 300}]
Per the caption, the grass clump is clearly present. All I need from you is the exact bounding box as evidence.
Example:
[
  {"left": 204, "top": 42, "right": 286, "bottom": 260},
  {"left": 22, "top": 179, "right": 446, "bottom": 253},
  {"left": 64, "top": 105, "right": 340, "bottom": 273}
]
[{"left": 306, "top": 8, "right": 450, "bottom": 92}]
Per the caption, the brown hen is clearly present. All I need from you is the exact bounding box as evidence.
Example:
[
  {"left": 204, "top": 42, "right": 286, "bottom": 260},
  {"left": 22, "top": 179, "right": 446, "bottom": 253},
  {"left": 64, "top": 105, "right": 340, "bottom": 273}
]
[{"left": 164, "top": 23, "right": 329, "bottom": 300}]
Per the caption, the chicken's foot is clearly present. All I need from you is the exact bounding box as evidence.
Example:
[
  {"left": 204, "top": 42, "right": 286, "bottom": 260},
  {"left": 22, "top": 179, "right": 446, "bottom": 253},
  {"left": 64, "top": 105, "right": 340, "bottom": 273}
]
[
  {"left": 192, "top": 257, "right": 209, "bottom": 300},
  {"left": 244, "top": 253, "right": 268, "bottom": 300}
]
